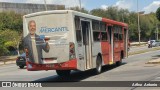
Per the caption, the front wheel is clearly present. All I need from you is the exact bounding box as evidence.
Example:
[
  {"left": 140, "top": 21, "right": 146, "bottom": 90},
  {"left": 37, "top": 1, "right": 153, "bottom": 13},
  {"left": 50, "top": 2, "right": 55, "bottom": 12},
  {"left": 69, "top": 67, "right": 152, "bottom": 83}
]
[
  {"left": 95, "top": 55, "right": 102, "bottom": 74},
  {"left": 116, "top": 54, "right": 122, "bottom": 66},
  {"left": 56, "top": 70, "right": 71, "bottom": 77},
  {"left": 19, "top": 66, "right": 24, "bottom": 69}
]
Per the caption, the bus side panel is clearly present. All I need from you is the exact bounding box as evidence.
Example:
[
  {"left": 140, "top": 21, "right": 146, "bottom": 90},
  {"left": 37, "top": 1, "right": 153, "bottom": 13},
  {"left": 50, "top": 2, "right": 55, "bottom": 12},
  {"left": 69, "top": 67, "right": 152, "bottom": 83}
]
[
  {"left": 113, "top": 41, "right": 121, "bottom": 62},
  {"left": 92, "top": 42, "right": 102, "bottom": 67},
  {"left": 101, "top": 42, "right": 109, "bottom": 64},
  {"left": 76, "top": 43, "right": 86, "bottom": 71}
]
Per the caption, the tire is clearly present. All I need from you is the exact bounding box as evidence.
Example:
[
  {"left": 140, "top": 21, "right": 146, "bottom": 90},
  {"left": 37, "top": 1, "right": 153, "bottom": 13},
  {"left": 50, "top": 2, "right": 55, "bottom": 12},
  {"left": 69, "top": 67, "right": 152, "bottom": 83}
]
[
  {"left": 19, "top": 66, "right": 24, "bottom": 69},
  {"left": 95, "top": 55, "right": 102, "bottom": 74},
  {"left": 56, "top": 70, "right": 71, "bottom": 77},
  {"left": 116, "top": 54, "right": 122, "bottom": 66},
  {"left": 156, "top": 44, "right": 159, "bottom": 47}
]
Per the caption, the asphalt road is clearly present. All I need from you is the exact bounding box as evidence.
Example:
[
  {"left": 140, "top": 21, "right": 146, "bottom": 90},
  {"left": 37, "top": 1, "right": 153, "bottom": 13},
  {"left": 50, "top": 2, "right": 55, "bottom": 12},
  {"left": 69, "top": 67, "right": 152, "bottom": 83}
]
[
  {"left": 129, "top": 45, "right": 148, "bottom": 53},
  {"left": 1, "top": 50, "right": 160, "bottom": 90}
]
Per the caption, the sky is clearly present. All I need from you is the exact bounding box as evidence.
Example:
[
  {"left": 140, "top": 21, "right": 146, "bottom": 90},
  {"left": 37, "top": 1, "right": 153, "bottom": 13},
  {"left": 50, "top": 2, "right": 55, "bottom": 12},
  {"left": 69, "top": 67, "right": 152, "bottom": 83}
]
[{"left": 0, "top": 0, "right": 160, "bottom": 14}]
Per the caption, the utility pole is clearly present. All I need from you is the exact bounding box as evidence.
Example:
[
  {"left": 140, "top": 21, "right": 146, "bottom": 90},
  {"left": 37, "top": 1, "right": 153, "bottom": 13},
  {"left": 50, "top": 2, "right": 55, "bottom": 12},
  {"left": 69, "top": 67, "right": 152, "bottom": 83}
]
[
  {"left": 157, "top": 23, "right": 159, "bottom": 40},
  {"left": 137, "top": 0, "right": 140, "bottom": 45},
  {"left": 79, "top": 0, "right": 81, "bottom": 10},
  {"left": 14, "top": 38, "right": 20, "bottom": 56},
  {"left": 44, "top": 0, "right": 48, "bottom": 11}
]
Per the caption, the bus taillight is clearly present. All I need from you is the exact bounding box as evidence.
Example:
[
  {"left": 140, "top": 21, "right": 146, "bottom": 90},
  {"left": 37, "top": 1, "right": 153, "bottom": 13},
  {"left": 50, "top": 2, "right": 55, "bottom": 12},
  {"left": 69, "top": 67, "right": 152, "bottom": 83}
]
[{"left": 69, "top": 42, "right": 76, "bottom": 60}]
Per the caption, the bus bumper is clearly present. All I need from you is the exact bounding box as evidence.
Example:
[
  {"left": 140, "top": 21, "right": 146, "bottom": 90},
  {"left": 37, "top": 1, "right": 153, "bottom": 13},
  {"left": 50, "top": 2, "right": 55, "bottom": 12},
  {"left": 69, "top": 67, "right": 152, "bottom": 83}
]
[{"left": 26, "top": 59, "right": 77, "bottom": 71}]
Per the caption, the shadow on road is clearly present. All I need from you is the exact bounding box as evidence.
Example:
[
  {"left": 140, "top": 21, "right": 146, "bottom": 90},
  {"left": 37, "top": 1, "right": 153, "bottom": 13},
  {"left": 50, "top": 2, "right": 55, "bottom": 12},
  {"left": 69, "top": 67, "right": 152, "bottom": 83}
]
[
  {"left": 151, "top": 55, "right": 160, "bottom": 59},
  {"left": 32, "top": 62, "right": 126, "bottom": 82}
]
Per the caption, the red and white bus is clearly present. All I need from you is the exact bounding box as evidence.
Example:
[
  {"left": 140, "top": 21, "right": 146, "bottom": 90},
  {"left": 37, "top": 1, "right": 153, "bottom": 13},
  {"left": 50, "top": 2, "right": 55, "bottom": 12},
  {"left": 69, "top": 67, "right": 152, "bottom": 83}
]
[{"left": 23, "top": 10, "right": 128, "bottom": 76}]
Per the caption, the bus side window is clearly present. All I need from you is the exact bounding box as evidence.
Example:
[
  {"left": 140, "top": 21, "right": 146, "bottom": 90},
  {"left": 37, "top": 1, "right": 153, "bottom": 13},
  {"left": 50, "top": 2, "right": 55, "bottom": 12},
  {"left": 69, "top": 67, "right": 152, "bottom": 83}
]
[
  {"left": 114, "top": 26, "right": 118, "bottom": 41},
  {"left": 101, "top": 32, "right": 108, "bottom": 41},
  {"left": 114, "top": 33, "right": 118, "bottom": 41},
  {"left": 100, "top": 21, "right": 107, "bottom": 41},
  {"left": 93, "top": 32, "right": 101, "bottom": 41},
  {"left": 76, "top": 30, "right": 82, "bottom": 42},
  {"left": 75, "top": 16, "right": 82, "bottom": 42},
  {"left": 92, "top": 20, "right": 100, "bottom": 42}
]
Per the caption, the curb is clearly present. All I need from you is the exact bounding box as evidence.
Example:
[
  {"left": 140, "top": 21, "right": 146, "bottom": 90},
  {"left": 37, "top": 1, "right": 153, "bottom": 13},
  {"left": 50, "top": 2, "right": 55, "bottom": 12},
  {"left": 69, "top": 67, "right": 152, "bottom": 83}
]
[
  {"left": 146, "top": 62, "right": 160, "bottom": 64},
  {"left": 128, "top": 47, "right": 160, "bottom": 56},
  {"left": 146, "top": 58, "right": 160, "bottom": 64},
  {"left": 0, "top": 60, "right": 16, "bottom": 66}
]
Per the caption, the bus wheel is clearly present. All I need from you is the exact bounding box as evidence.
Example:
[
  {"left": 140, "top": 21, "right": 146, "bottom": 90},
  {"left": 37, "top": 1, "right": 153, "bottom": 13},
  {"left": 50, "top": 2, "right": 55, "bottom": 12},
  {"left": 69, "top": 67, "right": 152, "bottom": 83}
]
[
  {"left": 116, "top": 54, "right": 122, "bottom": 66},
  {"left": 95, "top": 55, "right": 102, "bottom": 74},
  {"left": 56, "top": 70, "right": 71, "bottom": 77},
  {"left": 19, "top": 66, "right": 24, "bottom": 69}
]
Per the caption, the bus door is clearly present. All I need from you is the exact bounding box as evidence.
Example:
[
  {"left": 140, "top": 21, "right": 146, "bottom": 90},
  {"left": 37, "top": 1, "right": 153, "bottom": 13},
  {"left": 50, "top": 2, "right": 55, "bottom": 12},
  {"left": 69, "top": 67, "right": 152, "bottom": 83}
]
[
  {"left": 113, "top": 27, "right": 121, "bottom": 62},
  {"left": 123, "top": 28, "right": 128, "bottom": 57},
  {"left": 108, "top": 26, "right": 114, "bottom": 64},
  {"left": 80, "top": 19, "right": 92, "bottom": 70}
]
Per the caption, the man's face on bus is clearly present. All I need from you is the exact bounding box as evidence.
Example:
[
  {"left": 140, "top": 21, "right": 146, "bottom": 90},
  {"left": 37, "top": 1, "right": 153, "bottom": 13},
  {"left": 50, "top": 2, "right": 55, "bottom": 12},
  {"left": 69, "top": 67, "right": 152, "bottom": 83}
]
[{"left": 28, "top": 21, "right": 36, "bottom": 35}]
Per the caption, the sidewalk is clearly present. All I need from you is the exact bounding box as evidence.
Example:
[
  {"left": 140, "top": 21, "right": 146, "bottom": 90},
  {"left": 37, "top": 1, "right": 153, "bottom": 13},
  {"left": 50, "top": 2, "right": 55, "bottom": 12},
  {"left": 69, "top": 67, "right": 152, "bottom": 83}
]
[
  {"left": 0, "top": 56, "right": 17, "bottom": 65},
  {"left": 146, "top": 58, "right": 160, "bottom": 64}
]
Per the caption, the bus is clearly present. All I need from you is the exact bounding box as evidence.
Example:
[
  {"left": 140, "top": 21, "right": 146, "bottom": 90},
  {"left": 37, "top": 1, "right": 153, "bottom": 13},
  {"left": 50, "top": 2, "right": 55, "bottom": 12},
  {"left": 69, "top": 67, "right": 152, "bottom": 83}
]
[{"left": 23, "top": 10, "right": 128, "bottom": 76}]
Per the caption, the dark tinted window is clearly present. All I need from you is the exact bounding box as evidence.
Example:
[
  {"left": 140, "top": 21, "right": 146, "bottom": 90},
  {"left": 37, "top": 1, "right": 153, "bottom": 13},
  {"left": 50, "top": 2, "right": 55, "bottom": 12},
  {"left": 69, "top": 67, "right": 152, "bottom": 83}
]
[
  {"left": 76, "top": 30, "right": 82, "bottom": 41},
  {"left": 75, "top": 16, "right": 81, "bottom": 42},
  {"left": 93, "top": 32, "right": 101, "bottom": 41},
  {"left": 92, "top": 20, "right": 100, "bottom": 31},
  {"left": 101, "top": 32, "right": 108, "bottom": 41}
]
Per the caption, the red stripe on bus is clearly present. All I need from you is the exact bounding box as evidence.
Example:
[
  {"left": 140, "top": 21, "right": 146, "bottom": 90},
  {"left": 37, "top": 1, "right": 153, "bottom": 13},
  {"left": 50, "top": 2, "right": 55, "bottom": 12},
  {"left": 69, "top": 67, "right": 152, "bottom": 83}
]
[{"left": 26, "top": 59, "right": 77, "bottom": 71}]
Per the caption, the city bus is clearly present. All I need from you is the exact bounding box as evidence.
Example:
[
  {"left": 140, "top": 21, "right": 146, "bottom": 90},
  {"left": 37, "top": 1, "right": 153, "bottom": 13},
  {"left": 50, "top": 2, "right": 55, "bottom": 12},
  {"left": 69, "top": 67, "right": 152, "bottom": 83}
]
[{"left": 23, "top": 10, "right": 128, "bottom": 76}]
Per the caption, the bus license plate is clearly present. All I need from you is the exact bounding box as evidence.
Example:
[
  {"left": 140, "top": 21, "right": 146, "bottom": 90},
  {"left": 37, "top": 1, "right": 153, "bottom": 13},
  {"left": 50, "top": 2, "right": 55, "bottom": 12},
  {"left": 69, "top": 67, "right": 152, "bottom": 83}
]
[
  {"left": 20, "top": 59, "right": 23, "bottom": 60},
  {"left": 46, "top": 64, "right": 54, "bottom": 68}
]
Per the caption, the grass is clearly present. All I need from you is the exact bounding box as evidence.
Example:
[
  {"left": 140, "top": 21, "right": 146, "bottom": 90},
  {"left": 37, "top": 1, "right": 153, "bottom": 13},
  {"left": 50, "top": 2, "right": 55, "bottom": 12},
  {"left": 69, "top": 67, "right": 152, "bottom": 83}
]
[{"left": 128, "top": 47, "right": 160, "bottom": 56}]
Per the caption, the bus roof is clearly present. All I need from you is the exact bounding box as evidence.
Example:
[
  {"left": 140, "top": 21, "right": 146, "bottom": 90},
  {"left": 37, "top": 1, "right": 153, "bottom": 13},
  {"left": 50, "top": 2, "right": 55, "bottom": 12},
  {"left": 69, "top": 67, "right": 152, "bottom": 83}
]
[
  {"left": 24, "top": 10, "right": 128, "bottom": 27},
  {"left": 102, "top": 18, "right": 128, "bottom": 27},
  {"left": 24, "top": 10, "right": 101, "bottom": 21}
]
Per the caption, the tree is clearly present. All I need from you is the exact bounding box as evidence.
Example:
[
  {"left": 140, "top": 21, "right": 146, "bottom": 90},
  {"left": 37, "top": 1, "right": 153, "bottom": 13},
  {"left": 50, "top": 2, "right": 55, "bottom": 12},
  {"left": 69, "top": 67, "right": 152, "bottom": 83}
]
[
  {"left": 0, "top": 36, "right": 9, "bottom": 56},
  {"left": 0, "top": 11, "right": 23, "bottom": 32},
  {"left": 156, "top": 7, "right": 160, "bottom": 21},
  {"left": 0, "top": 29, "right": 22, "bottom": 55},
  {"left": 69, "top": 6, "right": 89, "bottom": 14}
]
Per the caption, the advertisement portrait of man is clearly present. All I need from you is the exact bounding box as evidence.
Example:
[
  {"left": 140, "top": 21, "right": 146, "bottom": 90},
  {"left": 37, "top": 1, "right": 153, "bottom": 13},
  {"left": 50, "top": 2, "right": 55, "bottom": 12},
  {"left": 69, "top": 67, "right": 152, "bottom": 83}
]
[{"left": 23, "top": 20, "right": 50, "bottom": 64}]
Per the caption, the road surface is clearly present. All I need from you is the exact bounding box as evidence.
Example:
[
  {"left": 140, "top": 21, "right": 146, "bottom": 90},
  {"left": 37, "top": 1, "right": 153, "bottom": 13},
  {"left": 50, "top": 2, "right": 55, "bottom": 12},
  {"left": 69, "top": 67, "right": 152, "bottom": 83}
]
[
  {"left": 1, "top": 50, "right": 160, "bottom": 90},
  {"left": 129, "top": 45, "right": 148, "bottom": 53}
]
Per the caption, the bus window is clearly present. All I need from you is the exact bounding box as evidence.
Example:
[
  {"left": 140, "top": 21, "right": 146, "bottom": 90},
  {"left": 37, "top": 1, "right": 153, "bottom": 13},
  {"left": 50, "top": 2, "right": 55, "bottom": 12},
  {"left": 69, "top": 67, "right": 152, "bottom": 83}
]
[
  {"left": 119, "top": 34, "right": 123, "bottom": 40},
  {"left": 114, "top": 26, "right": 123, "bottom": 41},
  {"left": 118, "top": 26, "right": 123, "bottom": 41},
  {"left": 100, "top": 22, "right": 106, "bottom": 31},
  {"left": 92, "top": 20, "right": 100, "bottom": 42},
  {"left": 100, "top": 21, "right": 107, "bottom": 41},
  {"left": 101, "top": 32, "right": 108, "bottom": 41},
  {"left": 76, "top": 30, "right": 82, "bottom": 41},
  {"left": 75, "top": 16, "right": 82, "bottom": 42},
  {"left": 114, "top": 26, "right": 119, "bottom": 41},
  {"left": 114, "top": 33, "right": 119, "bottom": 41},
  {"left": 93, "top": 32, "right": 101, "bottom": 41},
  {"left": 92, "top": 20, "right": 100, "bottom": 31}
]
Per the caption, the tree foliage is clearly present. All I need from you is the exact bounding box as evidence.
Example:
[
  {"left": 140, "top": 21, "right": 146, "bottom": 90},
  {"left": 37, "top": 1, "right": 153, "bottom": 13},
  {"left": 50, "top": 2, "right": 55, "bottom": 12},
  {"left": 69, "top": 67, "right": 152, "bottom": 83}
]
[
  {"left": 90, "top": 7, "right": 160, "bottom": 41},
  {"left": 0, "top": 12, "right": 23, "bottom": 56},
  {"left": 69, "top": 6, "right": 89, "bottom": 14},
  {"left": 156, "top": 7, "right": 160, "bottom": 21},
  {"left": 0, "top": 11, "right": 23, "bottom": 33}
]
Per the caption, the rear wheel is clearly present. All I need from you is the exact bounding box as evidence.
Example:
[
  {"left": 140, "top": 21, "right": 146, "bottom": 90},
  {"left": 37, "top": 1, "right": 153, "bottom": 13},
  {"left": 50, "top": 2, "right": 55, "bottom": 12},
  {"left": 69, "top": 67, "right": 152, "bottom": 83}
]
[
  {"left": 19, "top": 66, "right": 24, "bottom": 69},
  {"left": 56, "top": 70, "right": 71, "bottom": 77},
  {"left": 116, "top": 53, "right": 122, "bottom": 66},
  {"left": 95, "top": 55, "right": 102, "bottom": 74}
]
